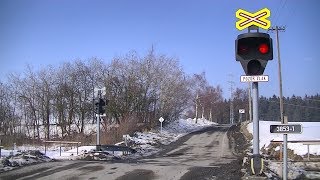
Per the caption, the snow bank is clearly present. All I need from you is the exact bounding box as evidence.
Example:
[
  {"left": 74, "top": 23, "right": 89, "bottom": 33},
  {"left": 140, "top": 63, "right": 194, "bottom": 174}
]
[
  {"left": 46, "top": 146, "right": 96, "bottom": 160},
  {"left": 126, "top": 118, "right": 217, "bottom": 157}
]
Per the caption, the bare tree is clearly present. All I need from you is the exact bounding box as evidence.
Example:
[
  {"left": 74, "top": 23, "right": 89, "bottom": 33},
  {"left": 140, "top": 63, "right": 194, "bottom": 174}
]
[{"left": 8, "top": 66, "right": 42, "bottom": 140}]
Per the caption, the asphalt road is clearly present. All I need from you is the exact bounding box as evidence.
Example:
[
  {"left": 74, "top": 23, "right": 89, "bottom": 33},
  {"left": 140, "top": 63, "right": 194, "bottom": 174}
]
[{"left": 0, "top": 124, "right": 241, "bottom": 180}]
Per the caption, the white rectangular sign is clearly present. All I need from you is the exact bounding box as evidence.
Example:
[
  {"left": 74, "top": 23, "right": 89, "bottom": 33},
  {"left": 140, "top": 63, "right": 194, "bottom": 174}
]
[
  {"left": 240, "top": 75, "right": 269, "bottom": 82},
  {"left": 94, "top": 87, "right": 106, "bottom": 97},
  {"left": 96, "top": 113, "right": 106, "bottom": 117},
  {"left": 239, "top": 109, "right": 245, "bottom": 114}
]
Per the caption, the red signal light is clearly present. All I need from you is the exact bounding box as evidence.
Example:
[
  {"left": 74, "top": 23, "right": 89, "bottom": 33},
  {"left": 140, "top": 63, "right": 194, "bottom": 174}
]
[{"left": 259, "top": 43, "right": 269, "bottom": 54}]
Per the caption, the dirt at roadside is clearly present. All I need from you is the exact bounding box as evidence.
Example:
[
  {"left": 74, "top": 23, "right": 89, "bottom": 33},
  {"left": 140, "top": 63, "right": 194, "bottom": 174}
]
[{"left": 228, "top": 124, "right": 250, "bottom": 156}]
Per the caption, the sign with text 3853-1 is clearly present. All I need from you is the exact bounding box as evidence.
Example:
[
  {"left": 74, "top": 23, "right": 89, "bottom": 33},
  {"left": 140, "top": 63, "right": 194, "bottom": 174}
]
[{"left": 270, "top": 124, "right": 302, "bottom": 134}]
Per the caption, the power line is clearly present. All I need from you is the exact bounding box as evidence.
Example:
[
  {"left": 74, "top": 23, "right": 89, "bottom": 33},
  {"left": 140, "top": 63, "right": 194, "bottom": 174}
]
[
  {"left": 281, "top": 2, "right": 296, "bottom": 29},
  {"left": 273, "top": 0, "right": 288, "bottom": 26},
  {"left": 272, "top": 0, "right": 284, "bottom": 25}
]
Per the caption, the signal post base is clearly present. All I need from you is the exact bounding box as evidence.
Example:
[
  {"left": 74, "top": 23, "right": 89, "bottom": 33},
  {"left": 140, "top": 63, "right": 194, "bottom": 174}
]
[{"left": 250, "top": 154, "right": 264, "bottom": 175}]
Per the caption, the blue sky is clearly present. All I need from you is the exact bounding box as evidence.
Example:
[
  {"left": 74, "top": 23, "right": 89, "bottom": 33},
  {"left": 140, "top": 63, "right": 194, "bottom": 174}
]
[{"left": 0, "top": 0, "right": 319, "bottom": 98}]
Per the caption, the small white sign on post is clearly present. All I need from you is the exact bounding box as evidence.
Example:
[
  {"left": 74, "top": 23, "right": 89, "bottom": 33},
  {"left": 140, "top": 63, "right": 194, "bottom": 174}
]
[
  {"left": 95, "top": 113, "right": 106, "bottom": 117},
  {"left": 94, "top": 87, "right": 106, "bottom": 97},
  {"left": 159, "top": 117, "right": 164, "bottom": 133},
  {"left": 123, "top": 134, "right": 129, "bottom": 146},
  {"left": 240, "top": 75, "right": 269, "bottom": 82},
  {"left": 159, "top": 117, "right": 164, "bottom": 123},
  {"left": 239, "top": 109, "right": 245, "bottom": 114}
]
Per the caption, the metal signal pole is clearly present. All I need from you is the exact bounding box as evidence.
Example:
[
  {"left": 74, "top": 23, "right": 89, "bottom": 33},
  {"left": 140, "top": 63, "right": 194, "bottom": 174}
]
[
  {"left": 252, "top": 82, "right": 259, "bottom": 155},
  {"left": 195, "top": 94, "right": 199, "bottom": 122},
  {"left": 248, "top": 82, "right": 252, "bottom": 122},
  {"left": 269, "top": 25, "right": 286, "bottom": 179}
]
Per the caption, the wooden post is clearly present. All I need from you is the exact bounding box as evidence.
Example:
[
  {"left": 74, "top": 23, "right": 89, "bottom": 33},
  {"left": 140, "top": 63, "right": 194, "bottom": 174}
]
[
  {"left": 44, "top": 142, "right": 47, "bottom": 155},
  {"left": 307, "top": 144, "right": 310, "bottom": 161},
  {"left": 77, "top": 143, "right": 79, "bottom": 155},
  {"left": 280, "top": 144, "right": 283, "bottom": 161}
]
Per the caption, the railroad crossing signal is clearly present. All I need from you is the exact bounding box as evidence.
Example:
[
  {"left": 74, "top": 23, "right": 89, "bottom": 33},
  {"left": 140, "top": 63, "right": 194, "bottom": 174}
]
[
  {"left": 235, "top": 11, "right": 273, "bottom": 174},
  {"left": 236, "top": 8, "right": 271, "bottom": 30},
  {"left": 235, "top": 32, "right": 273, "bottom": 75}
]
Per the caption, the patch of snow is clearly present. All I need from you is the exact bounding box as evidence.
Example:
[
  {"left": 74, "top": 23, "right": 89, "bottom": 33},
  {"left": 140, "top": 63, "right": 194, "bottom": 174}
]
[
  {"left": 267, "top": 161, "right": 320, "bottom": 179},
  {"left": 0, "top": 150, "right": 53, "bottom": 172},
  {"left": 125, "top": 118, "right": 216, "bottom": 158},
  {"left": 46, "top": 145, "right": 96, "bottom": 160}
]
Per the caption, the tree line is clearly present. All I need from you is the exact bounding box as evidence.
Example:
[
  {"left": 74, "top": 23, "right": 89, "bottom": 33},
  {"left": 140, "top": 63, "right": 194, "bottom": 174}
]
[
  {"left": 259, "top": 94, "right": 320, "bottom": 122},
  {"left": 0, "top": 50, "right": 223, "bottom": 145},
  {"left": 0, "top": 49, "right": 318, "bottom": 145},
  {"left": 210, "top": 93, "right": 320, "bottom": 123}
]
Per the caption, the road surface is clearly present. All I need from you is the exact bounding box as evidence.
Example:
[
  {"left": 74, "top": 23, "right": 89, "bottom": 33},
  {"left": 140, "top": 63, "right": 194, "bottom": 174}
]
[{"left": 0, "top": 125, "right": 241, "bottom": 180}]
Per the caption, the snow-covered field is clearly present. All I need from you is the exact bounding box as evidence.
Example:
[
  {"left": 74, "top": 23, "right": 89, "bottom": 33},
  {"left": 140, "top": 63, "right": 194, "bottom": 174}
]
[
  {"left": 247, "top": 121, "right": 320, "bottom": 156},
  {"left": 0, "top": 118, "right": 216, "bottom": 172},
  {"left": 246, "top": 121, "right": 320, "bottom": 179}
]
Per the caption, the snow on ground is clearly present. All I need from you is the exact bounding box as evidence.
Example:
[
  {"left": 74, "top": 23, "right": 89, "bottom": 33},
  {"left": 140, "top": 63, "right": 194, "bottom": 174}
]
[
  {"left": 247, "top": 121, "right": 320, "bottom": 155},
  {"left": 127, "top": 118, "right": 217, "bottom": 157},
  {"left": 0, "top": 118, "right": 216, "bottom": 171},
  {"left": 45, "top": 146, "right": 96, "bottom": 160},
  {"left": 266, "top": 161, "right": 320, "bottom": 180},
  {"left": 246, "top": 121, "right": 320, "bottom": 179}
]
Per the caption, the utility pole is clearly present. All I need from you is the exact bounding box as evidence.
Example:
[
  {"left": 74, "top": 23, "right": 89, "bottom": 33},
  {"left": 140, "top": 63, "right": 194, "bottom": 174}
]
[
  {"left": 195, "top": 93, "right": 199, "bottom": 122},
  {"left": 269, "top": 25, "right": 286, "bottom": 179},
  {"left": 209, "top": 105, "right": 212, "bottom": 121},
  {"left": 92, "top": 75, "right": 95, "bottom": 124},
  {"left": 97, "top": 90, "right": 101, "bottom": 147},
  {"left": 228, "top": 74, "right": 235, "bottom": 124},
  {"left": 201, "top": 104, "right": 205, "bottom": 119}
]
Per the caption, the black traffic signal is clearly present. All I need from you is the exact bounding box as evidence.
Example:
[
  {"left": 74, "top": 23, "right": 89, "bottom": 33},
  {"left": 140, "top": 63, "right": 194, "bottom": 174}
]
[
  {"left": 235, "top": 32, "right": 273, "bottom": 75},
  {"left": 94, "top": 98, "right": 107, "bottom": 115},
  {"left": 98, "top": 99, "right": 106, "bottom": 114},
  {"left": 94, "top": 99, "right": 99, "bottom": 113}
]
